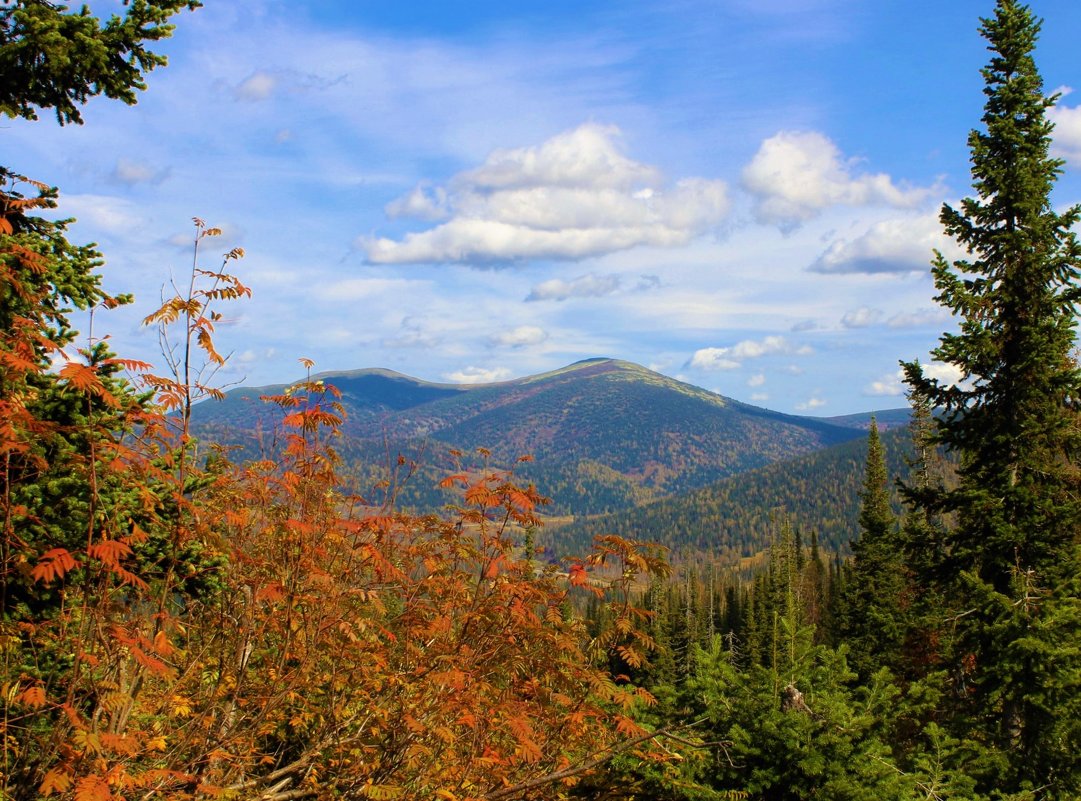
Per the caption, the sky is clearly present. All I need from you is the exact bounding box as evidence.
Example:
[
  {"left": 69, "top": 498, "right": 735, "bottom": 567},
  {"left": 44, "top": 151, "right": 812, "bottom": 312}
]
[{"left": 8, "top": 0, "right": 1081, "bottom": 415}]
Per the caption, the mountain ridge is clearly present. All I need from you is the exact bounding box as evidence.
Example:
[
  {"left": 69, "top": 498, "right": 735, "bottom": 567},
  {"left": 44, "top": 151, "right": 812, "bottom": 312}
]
[{"left": 193, "top": 358, "right": 907, "bottom": 517}]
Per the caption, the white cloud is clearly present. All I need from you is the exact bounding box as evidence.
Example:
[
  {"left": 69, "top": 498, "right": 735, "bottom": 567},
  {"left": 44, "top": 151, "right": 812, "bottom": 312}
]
[
  {"left": 865, "top": 372, "right": 905, "bottom": 397},
  {"left": 489, "top": 325, "right": 548, "bottom": 347},
  {"left": 234, "top": 70, "right": 278, "bottom": 101},
  {"left": 56, "top": 194, "right": 144, "bottom": 233},
  {"left": 385, "top": 184, "right": 449, "bottom": 221},
  {"left": 742, "top": 131, "right": 937, "bottom": 227},
  {"left": 811, "top": 212, "right": 967, "bottom": 274},
  {"left": 796, "top": 396, "right": 826, "bottom": 410},
  {"left": 748, "top": 373, "right": 766, "bottom": 387},
  {"left": 865, "top": 361, "right": 965, "bottom": 397},
  {"left": 526, "top": 272, "right": 621, "bottom": 302},
  {"left": 841, "top": 306, "right": 883, "bottom": 328},
  {"left": 887, "top": 308, "right": 951, "bottom": 329},
  {"left": 443, "top": 366, "right": 513, "bottom": 384},
  {"left": 1049, "top": 86, "right": 1081, "bottom": 165},
  {"left": 689, "top": 349, "right": 741, "bottom": 370},
  {"left": 460, "top": 123, "right": 659, "bottom": 190},
  {"left": 923, "top": 362, "right": 965, "bottom": 386},
  {"left": 750, "top": 392, "right": 769, "bottom": 402},
  {"left": 364, "top": 124, "right": 730, "bottom": 264},
  {"left": 690, "top": 335, "right": 809, "bottom": 371}
]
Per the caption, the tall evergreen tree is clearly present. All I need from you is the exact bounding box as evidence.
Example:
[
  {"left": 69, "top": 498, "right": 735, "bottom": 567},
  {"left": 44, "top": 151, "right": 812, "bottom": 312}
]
[
  {"left": 897, "top": 389, "right": 953, "bottom": 677},
  {"left": 902, "top": 1, "right": 1081, "bottom": 795},
  {"left": 837, "top": 419, "right": 905, "bottom": 678}
]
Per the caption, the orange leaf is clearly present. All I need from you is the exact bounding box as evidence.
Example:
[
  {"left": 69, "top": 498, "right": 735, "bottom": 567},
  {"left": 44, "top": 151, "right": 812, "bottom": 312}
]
[
  {"left": 568, "top": 563, "right": 588, "bottom": 587},
  {"left": 438, "top": 474, "right": 468, "bottom": 489},
  {"left": 32, "top": 548, "right": 77, "bottom": 584},
  {"left": 88, "top": 539, "right": 133, "bottom": 567},
  {"left": 58, "top": 362, "right": 120, "bottom": 408},
  {"left": 74, "top": 775, "right": 113, "bottom": 801},
  {"left": 17, "top": 684, "right": 46, "bottom": 708},
  {"left": 39, "top": 767, "right": 73, "bottom": 796}
]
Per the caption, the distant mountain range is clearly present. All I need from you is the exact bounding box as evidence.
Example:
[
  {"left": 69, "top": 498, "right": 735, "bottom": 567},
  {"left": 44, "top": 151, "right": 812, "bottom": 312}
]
[{"left": 194, "top": 358, "right": 902, "bottom": 515}]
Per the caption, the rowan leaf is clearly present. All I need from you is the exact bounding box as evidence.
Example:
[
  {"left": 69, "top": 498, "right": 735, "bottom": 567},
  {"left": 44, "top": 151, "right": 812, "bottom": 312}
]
[
  {"left": 16, "top": 684, "right": 46, "bottom": 708},
  {"left": 88, "top": 539, "right": 133, "bottom": 566},
  {"left": 39, "top": 767, "right": 73, "bottom": 796},
  {"left": 32, "top": 548, "right": 77, "bottom": 584},
  {"left": 73, "top": 774, "right": 112, "bottom": 801}
]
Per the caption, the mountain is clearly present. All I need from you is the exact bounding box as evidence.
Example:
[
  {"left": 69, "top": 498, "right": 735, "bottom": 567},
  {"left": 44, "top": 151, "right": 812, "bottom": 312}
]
[
  {"left": 544, "top": 425, "right": 916, "bottom": 562},
  {"left": 822, "top": 408, "right": 912, "bottom": 431},
  {"left": 192, "top": 358, "right": 869, "bottom": 515}
]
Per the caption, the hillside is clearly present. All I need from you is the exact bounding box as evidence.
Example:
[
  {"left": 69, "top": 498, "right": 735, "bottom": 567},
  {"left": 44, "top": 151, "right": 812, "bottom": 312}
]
[
  {"left": 544, "top": 424, "right": 916, "bottom": 561},
  {"left": 192, "top": 358, "right": 872, "bottom": 515}
]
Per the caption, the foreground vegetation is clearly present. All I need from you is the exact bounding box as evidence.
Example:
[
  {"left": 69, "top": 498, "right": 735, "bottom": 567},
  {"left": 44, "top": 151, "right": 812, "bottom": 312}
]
[{"left": 3, "top": 1, "right": 1080, "bottom": 799}]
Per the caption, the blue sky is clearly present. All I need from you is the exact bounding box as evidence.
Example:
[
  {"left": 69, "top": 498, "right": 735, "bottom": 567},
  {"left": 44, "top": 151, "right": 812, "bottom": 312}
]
[{"left": 10, "top": 0, "right": 1081, "bottom": 414}]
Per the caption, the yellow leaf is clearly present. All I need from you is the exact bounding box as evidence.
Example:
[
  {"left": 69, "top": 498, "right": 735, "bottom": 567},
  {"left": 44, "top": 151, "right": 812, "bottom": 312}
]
[{"left": 170, "top": 695, "right": 192, "bottom": 717}]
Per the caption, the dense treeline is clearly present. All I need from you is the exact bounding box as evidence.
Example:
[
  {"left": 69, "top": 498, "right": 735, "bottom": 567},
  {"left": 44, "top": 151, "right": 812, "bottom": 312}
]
[{"left": 547, "top": 424, "right": 916, "bottom": 560}]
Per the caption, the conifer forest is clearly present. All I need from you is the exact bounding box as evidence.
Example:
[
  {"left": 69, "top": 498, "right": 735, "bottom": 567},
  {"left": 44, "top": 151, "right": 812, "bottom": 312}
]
[{"left": 2, "top": 1, "right": 1081, "bottom": 799}]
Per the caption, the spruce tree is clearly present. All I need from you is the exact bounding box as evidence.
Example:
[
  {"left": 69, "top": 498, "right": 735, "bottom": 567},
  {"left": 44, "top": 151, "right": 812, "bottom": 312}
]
[
  {"left": 837, "top": 420, "right": 905, "bottom": 678},
  {"left": 902, "top": 1, "right": 1081, "bottom": 795},
  {"left": 1, "top": 0, "right": 200, "bottom": 126}
]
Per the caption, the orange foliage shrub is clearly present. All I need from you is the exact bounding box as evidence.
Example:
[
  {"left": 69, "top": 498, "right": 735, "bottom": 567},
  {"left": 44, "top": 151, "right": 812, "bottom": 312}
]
[{"left": 1, "top": 202, "right": 669, "bottom": 800}]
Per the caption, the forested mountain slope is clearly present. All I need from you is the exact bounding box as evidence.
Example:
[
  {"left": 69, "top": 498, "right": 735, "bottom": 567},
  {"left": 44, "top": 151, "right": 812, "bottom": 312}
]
[
  {"left": 545, "top": 424, "right": 915, "bottom": 560},
  {"left": 193, "top": 358, "right": 879, "bottom": 515}
]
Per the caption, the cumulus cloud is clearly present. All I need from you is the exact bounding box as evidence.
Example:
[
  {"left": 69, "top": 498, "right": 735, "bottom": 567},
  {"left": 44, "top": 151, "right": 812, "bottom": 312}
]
[
  {"left": 234, "top": 70, "right": 278, "bottom": 101},
  {"left": 811, "top": 212, "right": 967, "bottom": 274},
  {"left": 689, "top": 349, "right": 741, "bottom": 370},
  {"left": 796, "top": 396, "right": 826, "bottom": 411},
  {"left": 489, "top": 325, "right": 548, "bottom": 347},
  {"left": 865, "top": 362, "right": 965, "bottom": 396},
  {"left": 750, "top": 392, "right": 769, "bottom": 402},
  {"left": 364, "top": 124, "right": 730, "bottom": 265},
  {"left": 1049, "top": 86, "right": 1081, "bottom": 165},
  {"left": 841, "top": 306, "right": 883, "bottom": 328},
  {"left": 742, "top": 131, "right": 937, "bottom": 227},
  {"left": 460, "top": 123, "right": 660, "bottom": 190},
  {"left": 443, "top": 366, "right": 513, "bottom": 384},
  {"left": 748, "top": 373, "right": 766, "bottom": 387},
  {"left": 385, "top": 185, "right": 449, "bottom": 221},
  {"left": 526, "top": 272, "right": 622, "bottom": 302},
  {"left": 690, "top": 335, "right": 810, "bottom": 371}
]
